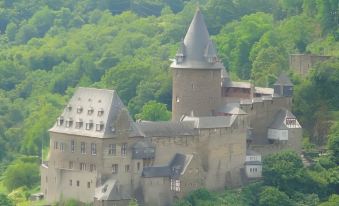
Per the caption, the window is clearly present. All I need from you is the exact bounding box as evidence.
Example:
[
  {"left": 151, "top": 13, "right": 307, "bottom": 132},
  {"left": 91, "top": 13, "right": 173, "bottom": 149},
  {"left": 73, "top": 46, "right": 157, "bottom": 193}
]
[
  {"left": 88, "top": 107, "right": 94, "bottom": 115},
  {"left": 69, "top": 161, "right": 73, "bottom": 169},
  {"left": 57, "top": 116, "right": 64, "bottom": 126},
  {"left": 125, "top": 165, "right": 130, "bottom": 172},
  {"left": 96, "top": 122, "right": 104, "bottom": 131},
  {"left": 69, "top": 180, "right": 72, "bottom": 186},
  {"left": 81, "top": 142, "right": 86, "bottom": 154},
  {"left": 60, "top": 143, "right": 65, "bottom": 152},
  {"left": 77, "top": 180, "right": 80, "bottom": 187},
  {"left": 80, "top": 163, "right": 86, "bottom": 171},
  {"left": 54, "top": 141, "right": 58, "bottom": 150},
  {"left": 67, "top": 105, "right": 72, "bottom": 111},
  {"left": 71, "top": 140, "right": 75, "bottom": 153},
  {"left": 137, "top": 162, "right": 140, "bottom": 171},
  {"left": 108, "top": 144, "right": 116, "bottom": 156},
  {"left": 112, "top": 164, "right": 118, "bottom": 174},
  {"left": 87, "top": 182, "right": 90, "bottom": 188},
  {"left": 91, "top": 143, "right": 96, "bottom": 155},
  {"left": 121, "top": 143, "right": 127, "bottom": 156},
  {"left": 65, "top": 118, "right": 73, "bottom": 128},
  {"left": 90, "top": 164, "right": 96, "bottom": 172},
  {"left": 98, "top": 108, "right": 104, "bottom": 116},
  {"left": 77, "top": 106, "right": 83, "bottom": 113},
  {"left": 170, "top": 179, "right": 180, "bottom": 192},
  {"left": 85, "top": 121, "right": 93, "bottom": 130},
  {"left": 75, "top": 119, "right": 83, "bottom": 129}
]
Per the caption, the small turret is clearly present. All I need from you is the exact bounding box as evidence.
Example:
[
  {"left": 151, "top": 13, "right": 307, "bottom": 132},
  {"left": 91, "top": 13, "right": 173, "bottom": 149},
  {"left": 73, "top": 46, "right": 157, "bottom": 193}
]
[{"left": 273, "top": 73, "right": 293, "bottom": 97}]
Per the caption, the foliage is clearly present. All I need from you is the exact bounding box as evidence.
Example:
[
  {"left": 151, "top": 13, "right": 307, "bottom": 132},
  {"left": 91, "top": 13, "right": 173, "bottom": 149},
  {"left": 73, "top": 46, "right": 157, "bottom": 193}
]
[
  {"left": 128, "top": 198, "right": 139, "bottom": 206},
  {"left": 262, "top": 150, "right": 304, "bottom": 192},
  {"left": 3, "top": 157, "right": 40, "bottom": 192},
  {"left": 135, "top": 101, "right": 171, "bottom": 121},
  {"left": 318, "top": 194, "right": 339, "bottom": 206},
  {"left": 259, "top": 186, "right": 294, "bottom": 206},
  {"left": 0, "top": 193, "right": 13, "bottom": 206}
]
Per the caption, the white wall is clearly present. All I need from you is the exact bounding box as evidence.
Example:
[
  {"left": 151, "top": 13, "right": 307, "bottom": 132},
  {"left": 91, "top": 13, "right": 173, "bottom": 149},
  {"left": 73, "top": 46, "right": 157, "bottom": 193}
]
[{"left": 267, "top": 129, "right": 288, "bottom": 141}]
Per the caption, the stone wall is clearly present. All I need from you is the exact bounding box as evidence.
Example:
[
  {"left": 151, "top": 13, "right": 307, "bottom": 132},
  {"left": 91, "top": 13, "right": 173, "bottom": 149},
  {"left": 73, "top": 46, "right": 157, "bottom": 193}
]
[
  {"left": 172, "top": 68, "right": 221, "bottom": 121},
  {"left": 289, "top": 54, "right": 330, "bottom": 77}
]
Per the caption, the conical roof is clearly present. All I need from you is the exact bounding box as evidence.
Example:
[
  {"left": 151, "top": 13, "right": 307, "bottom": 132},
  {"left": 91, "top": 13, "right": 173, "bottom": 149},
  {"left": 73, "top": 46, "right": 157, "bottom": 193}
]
[
  {"left": 274, "top": 73, "right": 293, "bottom": 86},
  {"left": 171, "top": 8, "right": 224, "bottom": 70}
]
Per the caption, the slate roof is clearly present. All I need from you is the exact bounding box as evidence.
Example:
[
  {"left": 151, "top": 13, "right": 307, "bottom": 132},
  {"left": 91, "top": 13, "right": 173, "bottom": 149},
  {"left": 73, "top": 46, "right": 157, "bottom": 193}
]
[
  {"left": 142, "top": 166, "right": 170, "bottom": 178},
  {"left": 137, "top": 121, "right": 197, "bottom": 137},
  {"left": 170, "top": 8, "right": 224, "bottom": 70},
  {"left": 215, "top": 103, "right": 247, "bottom": 115},
  {"left": 50, "top": 87, "right": 142, "bottom": 138},
  {"left": 141, "top": 153, "right": 193, "bottom": 178},
  {"left": 182, "top": 115, "right": 237, "bottom": 129},
  {"left": 269, "top": 109, "right": 296, "bottom": 130},
  {"left": 244, "top": 161, "right": 262, "bottom": 165},
  {"left": 274, "top": 73, "right": 293, "bottom": 86},
  {"left": 95, "top": 178, "right": 131, "bottom": 201}
]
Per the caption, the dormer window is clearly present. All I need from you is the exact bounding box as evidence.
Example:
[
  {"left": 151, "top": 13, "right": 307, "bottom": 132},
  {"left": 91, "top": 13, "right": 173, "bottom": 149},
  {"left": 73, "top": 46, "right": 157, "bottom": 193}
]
[
  {"left": 176, "top": 55, "right": 184, "bottom": 64},
  {"left": 207, "top": 56, "right": 217, "bottom": 63},
  {"left": 86, "top": 120, "right": 93, "bottom": 130},
  {"left": 77, "top": 106, "right": 83, "bottom": 113},
  {"left": 67, "top": 105, "right": 72, "bottom": 111},
  {"left": 57, "top": 116, "right": 64, "bottom": 126},
  {"left": 98, "top": 108, "right": 104, "bottom": 116},
  {"left": 96, "top": 121, "right": 104, "bottom": 131},
  {"left": 65, "top": 118, "right": 73, "bottom": 128},
  {"left": 88, "top": 107, "right": 94, "bottom": 115},
  {"left": 75, "top": 119, "right": 83, "bottom": 129},
  {"left": 285, "top": 118, "right": 301, "bottom": 128}
]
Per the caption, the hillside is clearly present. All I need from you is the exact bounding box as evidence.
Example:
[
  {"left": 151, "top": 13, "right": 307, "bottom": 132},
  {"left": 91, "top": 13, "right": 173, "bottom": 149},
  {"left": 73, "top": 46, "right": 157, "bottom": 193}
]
[{"left": 0, "top": 0, "right": 338, "bottom": 205}]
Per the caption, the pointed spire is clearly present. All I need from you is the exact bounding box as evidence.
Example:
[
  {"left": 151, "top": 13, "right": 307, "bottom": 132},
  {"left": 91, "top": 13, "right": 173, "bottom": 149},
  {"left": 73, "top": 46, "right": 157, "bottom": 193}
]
[{"left": 171, "top": 8, "right": 224, "bottom": 70}]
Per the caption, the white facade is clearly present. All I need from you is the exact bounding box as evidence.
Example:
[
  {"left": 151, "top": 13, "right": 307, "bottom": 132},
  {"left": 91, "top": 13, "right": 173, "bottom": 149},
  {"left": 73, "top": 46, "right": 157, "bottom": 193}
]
[
  {"left": 267, "top": 129, "right": 288, "bottom": 141},
  {"left": 245, "top": 165, "right": 262, "bottom": 178}
]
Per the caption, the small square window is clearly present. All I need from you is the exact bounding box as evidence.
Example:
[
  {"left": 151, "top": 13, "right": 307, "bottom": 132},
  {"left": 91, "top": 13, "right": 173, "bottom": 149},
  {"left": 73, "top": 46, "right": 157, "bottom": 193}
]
[
  {"left": 88, "top": 107, "right": 94, "bottom": 115},
  {"left": 86, "top": 121, "right": 93, "bottom": 130},
  {"left": 112, "top": 164, "right": 118, "bottom": 174},
  {"left": 77, "top": 106, "right": 83, "bottom": 113},
  {"left": 98, "top": 108, "right": 104, "bottom": 116},
  {"left": 87, "top": 182, "right": 90, "bottom": 188},
  {"left": 77, "top": 180, "right": 80, "bottom": 187}
]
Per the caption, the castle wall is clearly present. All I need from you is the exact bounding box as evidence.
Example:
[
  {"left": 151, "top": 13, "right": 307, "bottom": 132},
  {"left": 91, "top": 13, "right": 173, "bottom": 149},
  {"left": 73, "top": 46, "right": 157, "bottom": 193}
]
[
  {"left": 149, "top": 117, "right": 246, "bottom": 191},
  {"left": 142, "top": 177, "right": 171, "bottom": 206},
  {"left": 240, "top": 97, "right": 292, "bottom": 144},
  {"left": 172, "top": 68, "right": 221, "bottom": 121},
  {"left": 289, "top": 54, "right": 330, "bottom": 77}
]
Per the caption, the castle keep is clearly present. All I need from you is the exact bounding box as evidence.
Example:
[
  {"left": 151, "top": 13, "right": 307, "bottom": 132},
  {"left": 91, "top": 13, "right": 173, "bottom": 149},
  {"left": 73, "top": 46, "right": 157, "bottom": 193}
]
[{"left": 41, "top": 9, "right": 302, "bottom": 206}]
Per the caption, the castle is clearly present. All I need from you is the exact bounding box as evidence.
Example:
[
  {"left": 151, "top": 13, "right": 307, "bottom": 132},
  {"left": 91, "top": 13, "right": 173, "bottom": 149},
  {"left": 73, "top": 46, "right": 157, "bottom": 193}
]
[{"left": 40, "top": 9, "right": 302, "bottom": 206}]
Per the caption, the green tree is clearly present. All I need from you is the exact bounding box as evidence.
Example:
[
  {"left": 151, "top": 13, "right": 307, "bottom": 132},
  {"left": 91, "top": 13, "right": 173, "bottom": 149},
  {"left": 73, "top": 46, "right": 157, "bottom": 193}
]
[
  {"left": 259, "top": 186, "right": 294, "bottom": 206},
  {"left": 262, "top": 150, "right": 304, "bottom": 192},
  {"left": 128, "top": 198, "right": 138, "bottom": 206},
  {"left": 0, "top": 193, "right": 14, "bottom": 206},
  {"left": 135, "top": 101, "right": 171, "bottom": 121},
  {"left": 327, "top": 122, "right": 339, "bottom": 164},
  {"left": 3, "top": 157, "right": 40, "bottom": 191},
  {"left": 318, "top": 194, "right": 339, "bottom": 206}
]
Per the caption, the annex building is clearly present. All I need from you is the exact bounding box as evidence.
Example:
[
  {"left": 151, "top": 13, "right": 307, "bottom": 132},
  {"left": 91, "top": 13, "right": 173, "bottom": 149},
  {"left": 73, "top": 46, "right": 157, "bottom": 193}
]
[{"left": 41, "top": 9, "right": 302, "bottom": 206}]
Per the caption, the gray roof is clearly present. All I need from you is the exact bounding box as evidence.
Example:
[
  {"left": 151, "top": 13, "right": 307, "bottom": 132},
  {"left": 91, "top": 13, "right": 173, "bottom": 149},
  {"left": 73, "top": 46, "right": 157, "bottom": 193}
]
[
  {"left": 95, "top": 178, "right": 131, "bottom": 201},
  {"left": 141, "top": 153, "right": 193, "bottom": 178},
  {"left": 170, "top": 8, "right": 224, "bottom": 70},
  {"left": 222, "top": 81, "right": 251, "bottom": 88},
  {"left": 137, "top": 121, "right": 197, "bottom": 137},
  {"left": 274, "top": 73, "right": 293, "bottom": 86},
  {"left": 246, "top": 150, "right": 260, "bottom": 156},
  {"left": 142, "top": 166, "right": 170, "bottom": 178},
  {"left": 215, "top": 103, "right": 247, "bottom": 115},
  {"left": 50, "top": 87, "right": 142, "bottom": 138},
  {"left": 269, "top": 109, "right": 296, "bottom": 130},
  {"left": 182, "top": 115, "right": 237, "bottom": 129}
]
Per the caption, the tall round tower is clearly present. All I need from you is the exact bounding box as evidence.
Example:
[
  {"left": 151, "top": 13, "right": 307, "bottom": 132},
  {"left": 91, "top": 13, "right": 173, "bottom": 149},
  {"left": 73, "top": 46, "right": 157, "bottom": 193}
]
[{"left": 171, "top": 9, "right": 225, "bottom": 121}]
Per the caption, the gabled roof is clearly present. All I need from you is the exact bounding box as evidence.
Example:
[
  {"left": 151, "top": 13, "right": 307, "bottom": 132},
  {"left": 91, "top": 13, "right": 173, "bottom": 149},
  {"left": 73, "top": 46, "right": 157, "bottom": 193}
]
[
  {"left": 141, "top": 153, "right": 194, "bottom": 178},
  {"left": 95, "top": 178, "right": 131, "bottom": 201},
  {"left": 50, "top": 87, "right": 142, "bottom": 138},
  {"left": 274, "top": 73, "right": 293, "bottom": 86},
  {"left": 170, "top": 8, "right": 224, "bottom": 70},
  {"left": 269, "top": 109, "right": 296, "bottom": 130}
]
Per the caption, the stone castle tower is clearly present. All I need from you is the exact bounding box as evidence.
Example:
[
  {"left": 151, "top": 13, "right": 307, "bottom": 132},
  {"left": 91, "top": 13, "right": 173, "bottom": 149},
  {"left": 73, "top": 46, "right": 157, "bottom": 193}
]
[{"left": 171, "top": 9, "right": 225, "bottom": 121}]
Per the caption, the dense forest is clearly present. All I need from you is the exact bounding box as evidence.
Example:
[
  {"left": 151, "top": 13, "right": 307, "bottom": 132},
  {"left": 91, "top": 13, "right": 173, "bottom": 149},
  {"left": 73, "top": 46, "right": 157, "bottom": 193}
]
[{"left": 0, "top": 0, "right": 338, "bottom": 205}]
